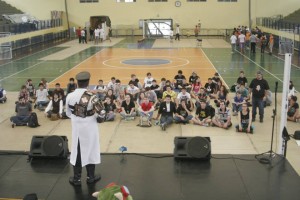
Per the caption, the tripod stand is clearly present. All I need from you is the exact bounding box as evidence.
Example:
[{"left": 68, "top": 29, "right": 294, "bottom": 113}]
[{"left": 255, "top": 82, "right": 283, "bottom": 164}]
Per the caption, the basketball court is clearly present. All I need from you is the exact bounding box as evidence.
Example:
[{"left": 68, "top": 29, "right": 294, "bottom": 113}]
[{"left": 0, "top": 37, "right": 300, "bottom": 200}]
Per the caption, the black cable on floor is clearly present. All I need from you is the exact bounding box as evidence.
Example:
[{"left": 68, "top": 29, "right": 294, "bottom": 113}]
[{"left": 211, "top": 155, "right": 257, "bottom": 161}]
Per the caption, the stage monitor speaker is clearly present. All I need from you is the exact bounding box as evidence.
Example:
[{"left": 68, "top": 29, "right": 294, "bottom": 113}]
[
  {"left": 174, "top": 136, "right": 211, "bottom": 160},
  {"left": 294, "top": 131, "right": 300, "bottom": 140},
  {"left": 29, "top": 135, "right": 69, "bottom": 160}
]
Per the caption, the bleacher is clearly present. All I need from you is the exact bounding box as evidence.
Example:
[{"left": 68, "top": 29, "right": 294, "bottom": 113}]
[
  {"left": 0, "top": 0, "right": 23, "bottom": 25},
  {"left": 282, "top": 9, "right": 300, "bottom": 24}
]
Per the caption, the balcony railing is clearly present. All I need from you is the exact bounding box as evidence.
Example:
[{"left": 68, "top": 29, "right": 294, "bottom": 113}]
[{"left": 0, "top": 19, "right": 63, "bottom": 34}]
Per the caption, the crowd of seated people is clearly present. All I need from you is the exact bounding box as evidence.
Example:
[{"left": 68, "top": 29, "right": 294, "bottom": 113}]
[{"left": 5, "top": 70, "right": 298, "bottom": 131}]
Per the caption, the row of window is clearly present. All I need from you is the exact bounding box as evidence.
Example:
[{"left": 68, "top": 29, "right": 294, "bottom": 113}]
[{"left": 80, "top": 0, "right": 237, "bottom": 3}]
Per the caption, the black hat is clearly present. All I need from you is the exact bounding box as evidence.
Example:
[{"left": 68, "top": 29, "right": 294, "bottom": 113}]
[{"left": 76, "top": 71, "right": 90, "bottom": 81}]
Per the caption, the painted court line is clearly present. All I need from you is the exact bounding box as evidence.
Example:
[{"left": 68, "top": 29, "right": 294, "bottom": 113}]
[
  {"left": 0, "top": 60, "right": 46, "bottom": 82},
  {"left": 49, "top": 48, "right": 105, "bottom": 84},
  {"left": 200, "top": 48, "right": 229, "bottom": 89},
  {"left": 236, "top": 51, "right": 283, "bottom": 83}
]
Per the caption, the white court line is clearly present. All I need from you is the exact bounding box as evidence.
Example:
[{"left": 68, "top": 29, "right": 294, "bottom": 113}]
[
  {"left": 199, "top": 48, "right": 229, "bottom": 89},
  {"left": 0, "top": 60, "right": 46, "bottom": 82},
  {"left": 49, "top": 48, "right": 105, "bottom": 84},
  {"left": 236, "top": 51, "right": 283, "bottom": 83}
]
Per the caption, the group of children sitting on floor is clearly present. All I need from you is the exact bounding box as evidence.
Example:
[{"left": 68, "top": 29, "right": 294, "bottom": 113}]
[{"left": 3, "top": 69, "right": 299, "bottom": 132}]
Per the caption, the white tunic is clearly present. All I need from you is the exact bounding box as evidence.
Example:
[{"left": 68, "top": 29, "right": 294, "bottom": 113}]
[{"left": 66, "top": 88, "right": 101, "bottom": 167}]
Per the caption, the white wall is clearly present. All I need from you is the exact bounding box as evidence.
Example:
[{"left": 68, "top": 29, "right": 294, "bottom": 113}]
[{"left": 3, "top": 0, "right": 300, "bottom": 29}]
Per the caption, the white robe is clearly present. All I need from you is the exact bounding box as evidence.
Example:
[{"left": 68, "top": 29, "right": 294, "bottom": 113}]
[{"left": 66, "top": 88, "right": 101, "bottom": 167}]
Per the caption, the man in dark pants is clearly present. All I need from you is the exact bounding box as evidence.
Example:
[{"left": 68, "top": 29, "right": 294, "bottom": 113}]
[
  {"left": 66, "top": 71, "right": 102, "bottom": 186},
  {"left": 250, "top": 33, "right": 257, "bottom": 53},
  {"left": 249, "top": 71, "right": 270, "bottom": 123},
  {"left": 155, "top": 95, "right": 176, "bottom": 131}
]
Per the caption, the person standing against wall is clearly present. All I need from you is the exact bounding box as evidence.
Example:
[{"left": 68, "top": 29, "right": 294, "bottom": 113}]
[
  {"left": 175, "top": 24, "right": 180, "bottom": 41},
  {"left": 194, "top": 25, "right": 199, "bottom": 38},
  {"left": 76, "top": 26, "right": 81, "bottom": 44}
]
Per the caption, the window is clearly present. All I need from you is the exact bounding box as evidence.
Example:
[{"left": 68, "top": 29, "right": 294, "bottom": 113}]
[
  {"left": 148, "top": 0, "right": 168, "bottom": 2},
  {"left": 187, "top": 0, "right": 206, "bottom": 2},
  {"left": 116, "top": 0, "right": 136, "bottom": 2},
  {"left": 80, "top": 0, "right": 98, "bottom": 3},
  {"left": 218, "top": 0, "right": 237, "bottom": 2}
]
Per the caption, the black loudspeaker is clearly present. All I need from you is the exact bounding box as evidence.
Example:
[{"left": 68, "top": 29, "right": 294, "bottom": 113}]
[
  {"left": 294, "top": 131, "right": 300, "bottom": 140},
  {"left": 29, "top": 135, "right": 69, "bottom": 160},
  {"left": 174, "top": 136, "right": 211, "bottom": 160}
]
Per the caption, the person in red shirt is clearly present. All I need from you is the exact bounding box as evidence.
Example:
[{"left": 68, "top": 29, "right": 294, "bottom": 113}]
[
  {"left": 138, "top": 96, "right": 155, "bottom": 121},
  {"left": 76, "top": 26, "right": 81, "bottom": 43}
]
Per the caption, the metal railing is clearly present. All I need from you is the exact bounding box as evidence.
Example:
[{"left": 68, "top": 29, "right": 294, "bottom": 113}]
[
  {"left": 256, "top": 17, "right": 300, "bottom": 34},
  {"left": 0, "top": 19, "right": 63, "bottom": 34},
  {"left": 256, "top": 17, "right": 300, "bottom": 51}
]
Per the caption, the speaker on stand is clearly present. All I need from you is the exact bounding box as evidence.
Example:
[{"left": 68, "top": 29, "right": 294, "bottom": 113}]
[
  {"left": 28, "top": 135, "right": 69, "bottom": 161},
  {"left": 174, "top": 136, "right": 211, "bottom": 160}
]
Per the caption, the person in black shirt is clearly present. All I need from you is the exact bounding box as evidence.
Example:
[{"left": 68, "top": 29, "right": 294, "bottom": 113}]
[
  {"left": 174, "top": 70, "right": 186, "bottom": 93},
  {"left": 249, "top": 71, "right": 270, "bottom": 122},
  {"left": 120, "top": 94, "right": 136, "bottom": 120},
  {"left": 212, "top": 72, "right": 220, "bottom": 84},
  {"left": 155, "top": 95, "right": 176, "bottom": 131},
  {"left": 189, "top": 71, "right": 199, "bottom": 84},
  {"left": 192, "top": 99, "right": 214, "bottom": 126},
  {"left": 204, "top": 78, "right": 216, "bottom": 97},
  {"left": 236, "top": 102, "right": 253, "bottom": 133},
  {"left": 66, "top": 78, "right": 77, "bottom": 95},
  {"left": 287, "top": 95, "right": 300, "bottom": 122},
  {"left": 174, "top": 99, "right": 193, "bottom": 124},
  {"left": 150, "top": 79, "right": 162, "bottom": 99},
  {"left": 53, "top": 83, "right": 65, "bottom": 103},
  {"left": 103, "top": 97, "right": 116, "bottom": 121},
  {"left": 235, "top": 71, "right": 248, "bottom": 91}
]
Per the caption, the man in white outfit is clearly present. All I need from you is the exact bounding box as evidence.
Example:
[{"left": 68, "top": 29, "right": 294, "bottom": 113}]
[{"left": 66, "top": 71, "right": 102, "bottom": 186}]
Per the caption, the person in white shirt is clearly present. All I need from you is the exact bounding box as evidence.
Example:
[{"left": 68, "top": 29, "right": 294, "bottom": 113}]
[
  {"left": 176, "top": 87, "right": 193, "bottom": 110},
  {"left": 169, "top": 29, "right": 174, "bottom": 43},
  {"left": 99, "top": 27, "right": 105, "bottom": 42},
  {"left": 144, "top": 72, "right": 154, "bottom": 88},
  {"left": 238, "top": 33, "right": 246, "bottom": 53},
  {"left": 93, "top": 79, "right": 107, "bottom": 101},
  {"left": 175, "top": 25, "right": 180, "bottom": 41},
  {"left": 81, "top": 28, "right": 87, "bottom": 44},
  {"left": 45, "top": 92, "right": 63, "bottom": 119},
  {"left": 126, "top": 81, "right": 140, "bottom": 101},
  {"left": 0, "top": 84, "right": 7, "bottom": 103},
  {"left": 230, "top": 32, "right": 237, "bottom": 53},
  {"left": 94, "top": 28, "right": 100, "bottom": 45},
  {"left": 288, "top": 80, "right": 295, "bottom": 99},
  {"left": 107, "top": 77, "right": 116, "bottom": 91},
  {"left": 35, "top": 83, "right": 49, "bottom": 110}
]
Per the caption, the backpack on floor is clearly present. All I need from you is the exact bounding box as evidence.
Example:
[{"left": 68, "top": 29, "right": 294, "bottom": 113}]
[
  {"left": 28, "top": 112, "right": 40, "bottom": 128},
  {"left": 139, "top": 116, "right": 151, "bottom": 127}
]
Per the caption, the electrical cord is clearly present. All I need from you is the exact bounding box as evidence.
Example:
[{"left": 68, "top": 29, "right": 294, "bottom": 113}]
[{"left": 211, "top": 155, "right": 256, "bottom": 161}]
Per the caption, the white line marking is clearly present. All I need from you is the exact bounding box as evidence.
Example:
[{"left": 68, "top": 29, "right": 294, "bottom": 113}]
[
  {"left": 0, "top": 60, "right": 46, "bottom": 82},
  {"left": 236, "top": 51, "right": 283, "bottom": 83},
  {"left": 49, "top": 48, "right": 105, "bottom": 84},
  {"left": 199, "top": 48, "right": 229, "bottom": 89}
]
